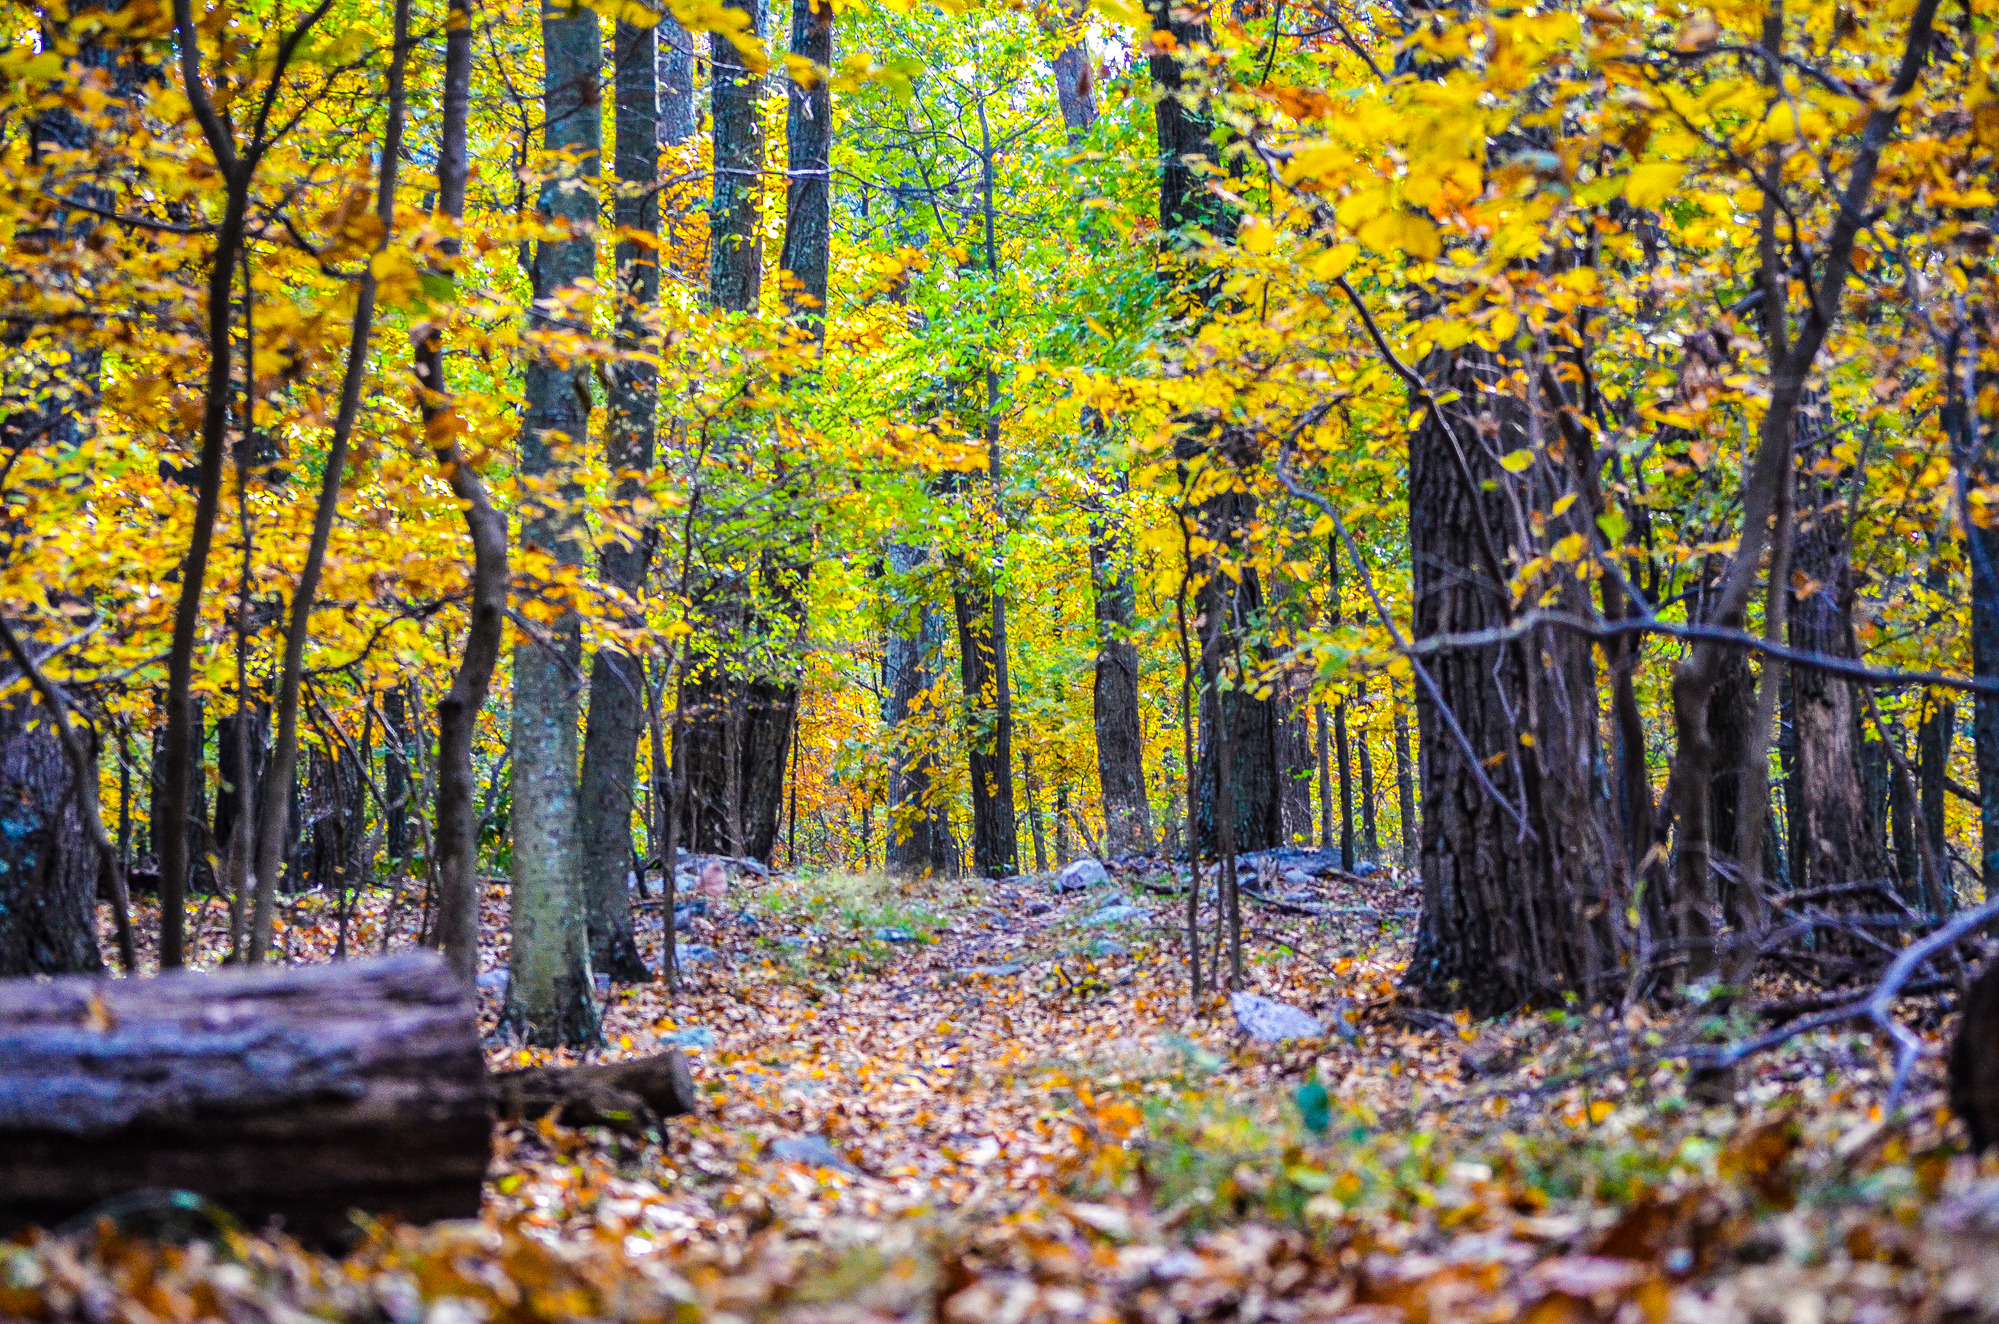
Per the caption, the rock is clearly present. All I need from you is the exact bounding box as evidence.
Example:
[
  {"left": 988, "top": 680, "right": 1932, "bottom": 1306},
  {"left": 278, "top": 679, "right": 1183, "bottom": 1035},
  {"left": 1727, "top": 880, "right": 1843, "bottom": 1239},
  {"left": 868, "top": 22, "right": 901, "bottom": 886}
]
[
  {"left": 1283, "top": 869, "right": 1314, "bottom": 887},
  {"left": 1231, "top": 992, "right": 1327, "bottom": 1043},
  {"left": 696, "top": 860, "right": 729, "bottom": 900},
  {"left": 962, "top": 962, "right": 1025, "bottom": 977},
  {"left": 874, "top": 927, "right": 915, "bottom": 943},
  {"left": 767, "top": 1134, "right": 861, "bottom": 1175},
  {"left": 1083, "top": 904, "right": 1142, "bottom": 927},
  {"left": 674, "top": 942, "right": 721, "bottom": 968},
  {"left": 592, "top": 972, "right": 612, "bottom": 996},
  {"left": 662, "top": 1026, "right": 715, "bottom": 1049},
  {"left": 1025, "top": 901, "right": 1052, "bottom": 916},
  {"left": 1354, "top": 860, "right": 1379, "bottom": 877},
  {"left": 1089, "top": 939, "right": 1128, "bottom": 958},
  {"left": 1054, "top": 858, "right": 1109, "bottom": 891},
  {"left": 475, "top": 969, "right": 510, "bottom": 993}
]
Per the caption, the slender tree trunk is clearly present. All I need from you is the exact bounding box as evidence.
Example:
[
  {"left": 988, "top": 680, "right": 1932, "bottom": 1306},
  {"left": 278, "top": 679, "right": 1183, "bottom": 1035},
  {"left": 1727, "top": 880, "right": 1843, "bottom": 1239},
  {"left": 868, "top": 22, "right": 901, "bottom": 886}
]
[
  {"left": 1920, "top": 695, "right": 1955, "bottom": 910},
  {"left": 1023, "top": 746, "right": 1048, "bottom": 872},
  {"left": 1315, "top": 703, "right": 1333, "bottom": 850},
  {"left": 1359, "top": 712, "right": 1379, "bottom": 863},
  {"left": 1088, "top": 472, "right": 1152, "bottom": 856},
  {"left": 383, "top": 689, "right": 410, "bottom": 872},
  {"left": 247, "top": 2, "right": 410, "bottom": 961},
  {"left": 1334, "top": 701, "right": 1353, "bottom": 871},
  {"left": 417, "top": 0, "right": 504, "bottom": 983},
  {"left": 503, "top": 0, "right": 603, "bottom": 1047},
  {"left": 1974, "top": 521, "right": 1999, "bottom": 897},
  {"left": 709, "top": 0, "right": 764, "bottom": 310},
  {"left": 1394, "top": 700, "right": 1416, "bottom": 866},
  {"left": 882, "top": 545, "right": 955, "bottom": 876},
  {"left": 576, "top": 13, "right": 660, "bottom": 984},
  {"left": 953, "top": 568, "right": 1020, "bottom": 877}
]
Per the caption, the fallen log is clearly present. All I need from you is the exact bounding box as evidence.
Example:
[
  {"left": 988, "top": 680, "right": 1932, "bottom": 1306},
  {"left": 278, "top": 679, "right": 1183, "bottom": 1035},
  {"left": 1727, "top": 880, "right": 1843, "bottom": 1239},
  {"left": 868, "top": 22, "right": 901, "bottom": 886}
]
[
  {"left": 494, "top": 1049, "right": 697, "bottom": 1136},
  {"left": 0, "top": 951, "right": 490, "bottom": 1244}
]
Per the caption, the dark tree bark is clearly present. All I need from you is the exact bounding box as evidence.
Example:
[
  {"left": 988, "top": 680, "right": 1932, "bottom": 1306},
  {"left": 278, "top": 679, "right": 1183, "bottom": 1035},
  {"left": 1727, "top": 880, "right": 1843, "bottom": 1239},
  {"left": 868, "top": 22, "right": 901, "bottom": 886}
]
[
  {"left": 577, "top": 14, "right": 660, "bottom": 985},
  {"left": 657, "top": 16, "right": 698, "bottom": 148},
  {"left": 952, "top": 563, "right": 1020, "bottom": 877},
  {"left": 0, "top": 684, "right": 101, "bottom": 976},
  {"left": 1359, "top": 714, "right": 1379, "bottom": 862},
  {"left": 1405, "top": 350, "right": 1623, "bottom": 1016},
  {"left": 708, "top": 0, "right": 765, "bottom": 312},
  {"left": 883, "top": 544, "right": 955, "bottom": 877},
  {"left": 1974, "top": 519, "right": 1999, "bottom": 896},
  {"left": 1919, "top": 695, "right": 1955, "bottom": 909},
  {"left": 1276, "top": 682, "right": 1314, "bottom": 846},
  {"left": 505, "top": 0, "right": 603, "bottom": 1046},
  {"left": 1788, "top": 471, "right": 1884, "bottom": 898},
  {"left": 1089, "top": 480, "right": 1153, "bottom": 856},
  {"left": 383, "top": 688, "right": 410, "bottom": 871},
  {"left": 780, "top": 0, "right": 832, "bottom": 333},
  {"left": 416, "top": 0, "right": 504, "bottom": 984},
  {"left": 1394, "top": 700, "right": 1417, "bottom": 865},
  {"left": 494, "top": 1048, "right": 695, "bottom": 1134},
  {"left": 1315, "top": 703, "right": 1334, "bottom": 849},
  {"left": 212, "top": 707, "right": 266, "bottom": 859},
  {"left": 1190, "top": 544, "right": 1283, "bottom": 856},
  {"left": 0, "top": 953, "right": 488, "bottom": 1245},
  {"left": 1051, "top": 38, "right": 1096, "bottom": 143},
  {"left": 1334, "top": 700, "right": 1353, "bottom": 871}
]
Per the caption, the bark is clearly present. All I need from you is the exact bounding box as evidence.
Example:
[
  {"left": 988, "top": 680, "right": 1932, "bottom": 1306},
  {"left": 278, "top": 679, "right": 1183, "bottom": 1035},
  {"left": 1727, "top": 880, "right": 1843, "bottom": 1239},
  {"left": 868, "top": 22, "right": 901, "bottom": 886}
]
[
  {"left": 1394, "top": 700, "right": 1417, "bottom": 864},
  {"left": 952, "top": 565, "right": 1020, "bottom": 877},
  {"left": 709, "top": 0, "right": 765, "bottom": 313},
  {"left": 1089, "top": 478, "right": 1153, "bottom": 856},
  {"left": 0, "top": 683, "right": 101, "bottom": 975},
  {"left": 1405, "top": 348, "right": 1622, "bottom": 1017},
  {"left": 1315, "top": 703, "right": 1333, "bottom": 849},
  {"left": 505, "top": 0, "right": 603, "bottom": 1047},
  {"left": 882, "top": 544, "right": 955, "bottom": 876},
  {"left": 1950, "top": 950, "right": 1999, "bottom": 1152},
  {"left": 1334, "top": 701, "right": 1353, "bottom": 870},
  {"left": 0, "top": 952, "right": 488, "bottom": 1245},
  {"left": 577, "top": 14, "right": 661, "bottom": 985},
  {"left": 658, "top": 18, "right": 698, "bottom": 148},
  {"left": 494, "top": 1049, "right": 696, "bottom": 1135},
  {"left": 1052, "top": 38, "right": 1096, "bottom": 143},
  {"left": 780, "top": 0, "right": 832, "bottom": 335},
  {"left": 417, "top": 0, "right": 504, "bottom": 985},
  {"left": 1190, "top": 552, "right": 1283, "bottom": 856},
  {"left": 1919, "top": 696, "right": 1955, "bottom": 910},
  {"left": 1787, "top": 469, "right": 1884, "bottom": 897},
  {"left": 1023, "top": 746, "right": 1048, "bottom": 872},
  {"left": 1359, "top": 715, "right": 1380, "bottom": 862},
  {"left": 383, "top": 688, "right": 410, "bottom": 870},
  {"left": 676, "top": 653, "right": 800, "bottom": 861},
  {"left": 1276, "top": 685, "right": 1314, "bottom": 846},
  {"left": 1975, "top": 520, "right": 1999, "bottom": 896}
]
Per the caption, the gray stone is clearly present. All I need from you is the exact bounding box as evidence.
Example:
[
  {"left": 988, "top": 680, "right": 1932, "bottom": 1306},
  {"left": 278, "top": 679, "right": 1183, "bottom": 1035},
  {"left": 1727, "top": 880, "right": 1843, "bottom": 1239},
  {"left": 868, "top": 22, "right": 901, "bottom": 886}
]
[
  {"left": 1283, "top": 868, "right": 1314, "bottom": 887},
  {"left": 662, "top": 1026, "right": 715, "bottom": 1049},
  {"left": 1083, "top": 905, "right": 1142, "bottom": 927},
  {"left": 675, "top": 942, "right": 722, "bottom": 967},
  {"left": 1354, "top": 860, "right": 1379, "bottom": 877},
  {"left": 1089, "top": 939, "right": 1128, "bottom": 958},
  {"left": 874, "top": 927, "right": 915, "bottom": 943},
  {"left": 476, "top": 969, "right": 509, "bottom": 993},
  {"left": 592, "top": 972, "right": 612, "bottom": 996},
  {"left": 1054, "top": 858, "right": 1109, "bottom": 891},
  {"left": 768, "top": 1134, "right": 861, "bottom": 1175},
  {"left": 963, "top": 962, "right": 1025, "bottom": 977},
  {"left": 1231, "top": 992, "right": 1327, "bottom": 1043}
]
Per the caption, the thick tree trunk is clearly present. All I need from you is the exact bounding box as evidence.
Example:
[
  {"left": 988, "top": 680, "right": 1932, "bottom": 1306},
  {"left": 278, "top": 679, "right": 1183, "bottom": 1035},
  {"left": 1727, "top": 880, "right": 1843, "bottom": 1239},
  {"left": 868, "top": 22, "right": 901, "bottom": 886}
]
[
  {"left": 1191, "top": 551, "right": 1283, "bottom": 856},
  {"left": 1405, "top": 350, "right": 1622, "bottom": 1016},
  {"left": 505, "top": 0, "right": 602, "bottom": 1046},
  {"left": 577, "top": 14, "right": 661, "bottom": 985},
  {"left": 0, "top": 684, "right": 101, "bottom": 976},
  {"left": 883, "top": 545, "right": 955, "bottom": 876},
  {"left": 781, "top": 0, "right": 832, "bottom": 331},
  {"left": 1974, "top": 520, "right": 1999, "bottom": 897},
  {"left": 0, "top": 953, "right": 488, "bottom": 1245},
  {"left": 1788, "top": 472, "right": 1884, "bottom": 899},
  {"left": 709, "top": 0, "right": 764, "bottom": 311},
  {"left": 1276, "top": 686, "right": 1314, "bottom": 847}
]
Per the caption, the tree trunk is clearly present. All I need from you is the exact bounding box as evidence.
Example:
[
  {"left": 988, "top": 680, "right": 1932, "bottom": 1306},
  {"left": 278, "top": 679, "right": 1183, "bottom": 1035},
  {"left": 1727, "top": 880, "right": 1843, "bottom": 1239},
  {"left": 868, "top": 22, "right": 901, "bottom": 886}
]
[
  {"left": 1190, "top": 552, "right": 1283, "bottom": 857},
  {"left": 1788, "top": 470, "right": 1884, "bottom": 899},
  {"left": 883, "top": 545, "right": 956, "bottom": 877},
  {"left": 1089, "top": 479, "right": 1153, "bottom": 856},
  {"left": 780, "top": 0, "right": 832, "bottom": 333},
  {"left": 417, "top": 0, "right": 504, "bottom": 985},
  {"left": 1276, "top": 685, "right": 1314, "bottom": 847},
  {"left": 709, "top": 0, "right": 764, "bottom": 312},
  {"left": 1334, "top": 700, "right": 1353, "bottom": 870},
  {"left": 952, "top": 567, "right": 1020, "bottom": 877},
  {"left": 0, "top": 683, "right": 102, "bottom": 976},
  {"left": 1920, "top": 695, "right": 1955, "bottom": 911},
  {"left": 0, "top": 952, "right": 488, "bottom": 1245},
  {"left": 577, "top": 13, "right": 660, "bottom": 985},
  {"left": 1405, "top": 349, "right": 1622, "bottom": 1016},
  {"left": 1315, "top": 703, "right": 1334, "bottom": 849},
  {"left": 383, "top": 689, "right": 411, "bottom": 872},
  {"left": 1023, "top": 745, "right": 1048, "bottom": 872},
  {"left": 1974, "top": 517, "right": 1999, "bottom": 897},
  {"left": 505, "top": 0, "right": 602, "bottom": 1047},
  {"left": 1359, "top": 713, "right": 1379, "bottom": 862},
  {"left": 1394, "top": 699, "right": 1416, "bottom": 865}
]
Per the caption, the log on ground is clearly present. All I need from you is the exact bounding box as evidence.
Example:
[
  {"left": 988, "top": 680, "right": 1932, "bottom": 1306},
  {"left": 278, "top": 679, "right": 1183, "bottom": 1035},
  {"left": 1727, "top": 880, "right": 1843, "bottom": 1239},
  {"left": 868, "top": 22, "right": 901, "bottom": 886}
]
[
  {"left": 0, "top": 951, "right": 491, "bottom": 1244},
  {"left": 494, "top": 1050, "right": 696, "bottom": 1135}
]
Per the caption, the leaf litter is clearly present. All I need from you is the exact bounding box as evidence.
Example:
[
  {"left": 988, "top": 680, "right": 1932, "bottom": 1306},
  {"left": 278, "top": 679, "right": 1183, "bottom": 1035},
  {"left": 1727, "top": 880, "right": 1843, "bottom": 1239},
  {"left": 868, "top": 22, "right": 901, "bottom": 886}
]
[{"left": 33, "top": 864, "right": 1999, "bottom": 1322}]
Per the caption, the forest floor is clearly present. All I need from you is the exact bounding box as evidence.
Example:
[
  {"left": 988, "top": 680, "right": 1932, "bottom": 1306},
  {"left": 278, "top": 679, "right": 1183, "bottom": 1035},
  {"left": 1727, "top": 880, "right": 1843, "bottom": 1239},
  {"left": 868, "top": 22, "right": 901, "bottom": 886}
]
[{"left": 21, "top": 864, "right": 1999, "bottom": 1322}]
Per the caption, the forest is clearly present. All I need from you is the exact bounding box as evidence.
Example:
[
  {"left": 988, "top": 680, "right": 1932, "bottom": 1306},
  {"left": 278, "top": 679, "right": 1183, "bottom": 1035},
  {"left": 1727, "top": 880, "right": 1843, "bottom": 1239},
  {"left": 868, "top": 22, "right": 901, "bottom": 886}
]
[{"left": 0, "top": 0, "right": 1998, "bottom": 1315}]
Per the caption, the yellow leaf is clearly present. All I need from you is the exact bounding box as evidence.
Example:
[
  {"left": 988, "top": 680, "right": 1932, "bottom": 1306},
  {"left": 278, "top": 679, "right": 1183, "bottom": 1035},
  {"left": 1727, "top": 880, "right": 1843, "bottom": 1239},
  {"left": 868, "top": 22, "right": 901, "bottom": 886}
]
[
  {"left": 1625, "top": 163, "right": 1685, "bottom": 210},
  {"left": 1311, "top": 243, "right": 1358, "bottom": 280},
  {"left": 1500, "top": 449, "right": 1534, "bottom": 473},
  {"left": 1356, "top": 209, "right": 1440, "bottom": 260}
]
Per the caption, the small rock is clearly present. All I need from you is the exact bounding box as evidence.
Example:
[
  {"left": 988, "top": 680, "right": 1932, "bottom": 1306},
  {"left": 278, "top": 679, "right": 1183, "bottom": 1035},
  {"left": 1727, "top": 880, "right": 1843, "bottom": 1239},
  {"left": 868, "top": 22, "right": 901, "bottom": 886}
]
[
  {"left": 1024, "top": 901, "right": 1052, "bottom": 916},
  {"left": 1089, "top": 939, "right": 1128, "bottom": 958},
  {"left": 1054, "top": 858, "right": 1110, "bottom": 891},
  {"left": 963, "top": 962, "right": 1025, "bottom": 977},
  {"left": 874, "top": 927, "right": 915, "bottom": 943},
  {"left": 779, "top": 935, "right": 810, "bottom": 949},
  {"left": 1280, "top": 890, "right": 1315, "bottom": 903},
  {"left": 697, "top": 859, "right": 729, "bottom": 900},
  {"left": 592, "top": 972, "right": 612, "bottom": 996},
  {"left": 1354, "top": 860, "right": 1379, "bottom": 877},
  {"left": 1283, "top": 868, "right": 1314, "bottom": 887},
  {"left": 768, "top": 1134, "right": 861, "bottom": 1175},
  {"left": 476, "top": 969, "right": 509, "bottom": 993},
  {"left": 1083, "top": 905, "right": 1142, "bottom": 927},
  {"left": 674, "top": 942, "right": 722, "bottom": 967},
  {"left": 662, "top": 1026, "right": 715, "bottom": 1049},
  {"left": 1231, "top": 992, "right": 1327, "bottom": 1043}
]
